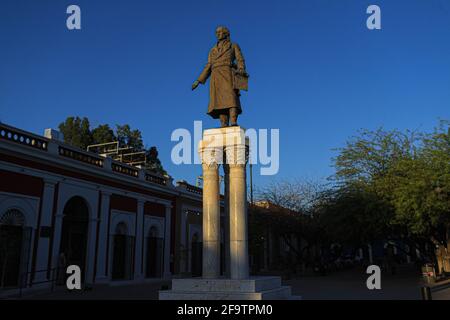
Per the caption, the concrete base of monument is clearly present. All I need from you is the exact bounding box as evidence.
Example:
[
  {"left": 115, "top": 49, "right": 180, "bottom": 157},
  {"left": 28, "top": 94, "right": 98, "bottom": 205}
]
[{"left": 158, "top": 276, "right": 300, "bottom": 300}]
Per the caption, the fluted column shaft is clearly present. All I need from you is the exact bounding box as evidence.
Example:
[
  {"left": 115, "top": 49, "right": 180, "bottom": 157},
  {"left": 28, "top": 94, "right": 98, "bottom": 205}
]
[
  {"left": 228, "top": 163, "right": 249, "bottom": 279},
  {"left": 225, "top": 140, "right": 249, "bottom": 280},
  {"left": 201, "top": 162, "right": 221, "bottom": 278}
]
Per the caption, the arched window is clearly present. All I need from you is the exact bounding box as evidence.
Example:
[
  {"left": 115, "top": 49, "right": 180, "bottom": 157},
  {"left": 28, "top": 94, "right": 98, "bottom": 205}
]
[
  {"left": 146, "top": 225, "right": 163, "bottom": 278},
  {"left": 59, "top": 196, "right": 89, "bottom": 285},
  {"left": 148, "top": 225, "right": 158, "bottom": 238},
  {"left": 112, "top": 222, "right": 133, "bottom": 280},
  {"left": 0, "top": 209, "right": 30, "bottom": 288},
  {"left": 115, "top": 222, "right": 128, "bottom": 235},
  {"left": 191, "top": 232, "right": 202, "bottom": 277},
  {"left": 0, "top": 209, "right": 25, "bottom": 226}
]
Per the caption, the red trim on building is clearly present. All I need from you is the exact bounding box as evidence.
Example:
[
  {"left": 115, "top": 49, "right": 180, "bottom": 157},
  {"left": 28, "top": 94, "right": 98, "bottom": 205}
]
[
  {"left": 0, "top": 169, "right": 43, "bottom": 197},
  {"left": 110, "top": 194, "right": 137, "bottom": 213},
  {"left": 144, "top": 202, "right": 165, "bottom": 217},
  {"left": 0, "top": 153, "right": 177, "bottom": 202}
]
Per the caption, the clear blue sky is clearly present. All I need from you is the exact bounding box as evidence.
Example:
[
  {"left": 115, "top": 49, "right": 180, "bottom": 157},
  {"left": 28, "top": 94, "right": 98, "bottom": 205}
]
[{"left": 0, "top": 0, "right": 449, "bottom": 188}]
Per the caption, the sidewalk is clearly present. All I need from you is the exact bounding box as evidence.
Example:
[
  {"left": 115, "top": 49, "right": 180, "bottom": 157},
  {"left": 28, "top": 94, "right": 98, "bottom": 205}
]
[
  {"left": 11, "top": 267, "right": 442, "bottom": 300},
  {"left": 19, "top": 280, "right": 171, "bottom": 300},
  {"left": 284, "top": 266, "right": 424, "bottom": 300}
]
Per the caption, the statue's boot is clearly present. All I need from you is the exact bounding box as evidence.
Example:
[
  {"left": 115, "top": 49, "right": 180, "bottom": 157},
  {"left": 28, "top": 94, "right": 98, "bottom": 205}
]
[
  {"left": 220, "top": 113, "right": 229, "bottom": 127},
  {"left": 229, "top": 107, "right": 238, "bottom": 126}
]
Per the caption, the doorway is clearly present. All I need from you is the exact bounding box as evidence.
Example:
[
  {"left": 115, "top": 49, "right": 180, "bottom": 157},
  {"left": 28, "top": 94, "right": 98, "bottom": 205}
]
[
  {"left": 146, "top": 226, "right": 163, "bottom": 278},
  {"left": 59, "top": 197, "right": 89, "bottom": 284}
]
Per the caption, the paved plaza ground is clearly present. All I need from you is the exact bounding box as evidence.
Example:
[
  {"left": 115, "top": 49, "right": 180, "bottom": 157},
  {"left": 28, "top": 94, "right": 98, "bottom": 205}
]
[{"left": 11, "top": 266, "right": 450, "bottom": 300}]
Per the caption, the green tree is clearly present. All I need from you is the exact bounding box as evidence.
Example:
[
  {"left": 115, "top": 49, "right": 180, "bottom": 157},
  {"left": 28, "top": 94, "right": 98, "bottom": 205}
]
[
  {"left": 333, "top": 127, "right": 419, "bottom": 188},
  {"left": 116, "top": 124, "right": 143, "bottom": 150},
  {"left": 385, "top": 122, "right": 450, "bottom": 246},
  {"left": 330, "top": 121, "right": 449, "bottom": 267},
  {"left": 145, "top": 146, "right": 166, "bottom": 175},
  {"left": 317, "top": 187, "right": 392, "bottom": 249},
  {"left": 91, "top": 124, "right": 115, "bottom": 145},
  {"left": 58, "top": 116, "right": 93, "bottom": 149},
  {"left": 58, "top": 117, "right": 166, "bottom": 176}
]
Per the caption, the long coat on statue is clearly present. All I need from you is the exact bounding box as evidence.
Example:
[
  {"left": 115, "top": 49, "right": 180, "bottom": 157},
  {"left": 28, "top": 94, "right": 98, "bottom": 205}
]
[{"left": 197, "top": 39, "right": 246, "bottom": 119}]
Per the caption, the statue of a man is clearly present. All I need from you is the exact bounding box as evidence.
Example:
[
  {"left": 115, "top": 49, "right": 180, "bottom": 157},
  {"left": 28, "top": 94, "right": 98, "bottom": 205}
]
[{"left": 192, "top": 26, "right": 248, "bottom": 127}]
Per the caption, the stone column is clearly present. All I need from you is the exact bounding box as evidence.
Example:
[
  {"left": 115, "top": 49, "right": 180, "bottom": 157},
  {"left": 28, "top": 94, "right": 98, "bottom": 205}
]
[
  {"left": 225, "top": 132, "right": 249, "bottom": 280},
  {"left": 134, "top": 199, "right": 145, "bottom": 281},
  {"left": 34, "top": 179, "right": 57, "bottom": 283},
  {"left": 199, "top": 134, "right": 223, "bottom": 279},
  {"left": 163, "top": 204, "right": 172, "bottom": 278},
  {"left": 85, "top": 216, "right": 99, "bottom": 285},
  {"left": 179, "top": 209, "right": 187, "bottom": 274},
  {"left": 223, "top": 164, "right": 231, "bottom": 277},
  {"left": 228, "top": 163, "right": 249, "bottom": 279},
  {"left": 368, "top": 244, "right": 373, "bottom": 264},
  {"left": 50, "top": 210, "right": 64, "bottom": 279},
  {"left": 406, "top": 245, "right": 411, "bottom": 264},
  {"left": 95, "top": 191, "right": 111, "bottom": 283},
  {"left": 201, "top": 162, "right": 221, "bottom": 278}
]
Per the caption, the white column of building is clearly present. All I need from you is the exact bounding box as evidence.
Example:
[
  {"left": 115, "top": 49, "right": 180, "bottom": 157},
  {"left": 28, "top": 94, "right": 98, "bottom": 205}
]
[
  {"left": 406, "top": 245, "right": 411, "bottom": 263},
  {"left": 95, "top": 191, "right": 111, "bottom": 283},
  {"left": 163, "top": 204, "right": 172, "bottom": 278},
  {"left": 134, "top": 199, "right": 145, "bottom": 281},
  {"left": 179, "top": 209, "right": 188, "bottom": 274},
  {"left": 85, "top": 215, "right": 99, "bottom": 285},
  {"left": 368, "top": 244, "right": 373, "bottom": 264},
  {"left": 223, "top": 164, "right": 231, "bottom": 277},
  {"left": 34, "top": 179, "right": 57, "bottom": 282},
  {"left": 50, "top": 212, "right": 64, "bottom": 273}
]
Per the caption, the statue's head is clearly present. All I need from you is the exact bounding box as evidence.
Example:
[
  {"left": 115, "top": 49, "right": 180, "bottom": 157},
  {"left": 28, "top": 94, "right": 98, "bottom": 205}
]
[{"left": 215, "top": 26, "right": 230, "bottom": 41}]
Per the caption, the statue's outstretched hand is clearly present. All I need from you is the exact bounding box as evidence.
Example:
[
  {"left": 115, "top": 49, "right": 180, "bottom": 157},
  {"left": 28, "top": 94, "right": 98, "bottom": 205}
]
[{"left": 192, "top": 80, "right": 200, "bottom": 91}]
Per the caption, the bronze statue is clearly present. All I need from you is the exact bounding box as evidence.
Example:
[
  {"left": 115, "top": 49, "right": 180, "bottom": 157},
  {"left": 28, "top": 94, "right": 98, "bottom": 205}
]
[{"left": 192, "top": 26, "right": 248, "bottom": 127}]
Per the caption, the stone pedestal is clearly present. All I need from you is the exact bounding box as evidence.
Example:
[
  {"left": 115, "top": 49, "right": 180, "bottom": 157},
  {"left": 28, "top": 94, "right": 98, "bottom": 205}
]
[
  {"left": 159, "top": 126, "right": 297, "bottom": 300},
  {"left": 159, "top": 277, "right": 294, "bottom": 300}
]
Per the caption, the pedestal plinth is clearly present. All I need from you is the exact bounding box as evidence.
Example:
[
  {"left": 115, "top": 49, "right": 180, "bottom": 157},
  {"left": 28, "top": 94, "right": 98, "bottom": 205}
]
[{"left": 159, "top": 277, "right": 293, "bottom": 300}]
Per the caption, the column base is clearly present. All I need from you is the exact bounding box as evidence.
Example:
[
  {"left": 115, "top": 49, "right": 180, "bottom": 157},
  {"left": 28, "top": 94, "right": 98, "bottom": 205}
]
[
  {"left": 159, "top": 276, "right": 300, "bottom": 300},
  {"left": 163, "top": 272, "right": 172, "bottom": 280},
  {"left": 94, "top": 276, "right": 109, "bottom": 284},
  {"left": 134, "top": 274, "right": 145, "bottom": 282}
]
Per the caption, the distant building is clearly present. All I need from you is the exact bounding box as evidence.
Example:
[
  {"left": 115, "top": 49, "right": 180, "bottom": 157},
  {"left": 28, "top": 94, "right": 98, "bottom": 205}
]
[{"left": 249, "top": 201, "right": 309, "bottom": 275}]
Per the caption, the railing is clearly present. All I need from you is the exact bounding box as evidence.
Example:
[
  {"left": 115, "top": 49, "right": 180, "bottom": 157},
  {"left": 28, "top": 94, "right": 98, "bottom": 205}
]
[
  {"left": 112, "top": 162, "right": 139, "bottom": 178},
  {"left": 176, "top": 181, "right": 225, "bottom": 200},
  {"left": 18, "top": 267, "right": 64, "bottom": 298},
  {"left": 0, "top": 124, "right": 48, "bottom": 151},
  {"left": 59, "top": 146, "right": 104, "bottom": 167},
  {"left": 176, "top": 181, "right": 203, "bottom": 195},
  {"left": 0, "top": 123, "right": 182, "bottom": 192},
  {"left": 145, "top": 173, "right": 166, "bottom": 186},
  {"left": 186, "top": 184, "right": 203, "bottom": 195}
]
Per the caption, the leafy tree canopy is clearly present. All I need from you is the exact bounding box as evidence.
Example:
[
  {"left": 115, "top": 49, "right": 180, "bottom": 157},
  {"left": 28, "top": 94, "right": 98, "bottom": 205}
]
[{"left": 58, "top": 116, "right": 166, "bottom": 175}]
